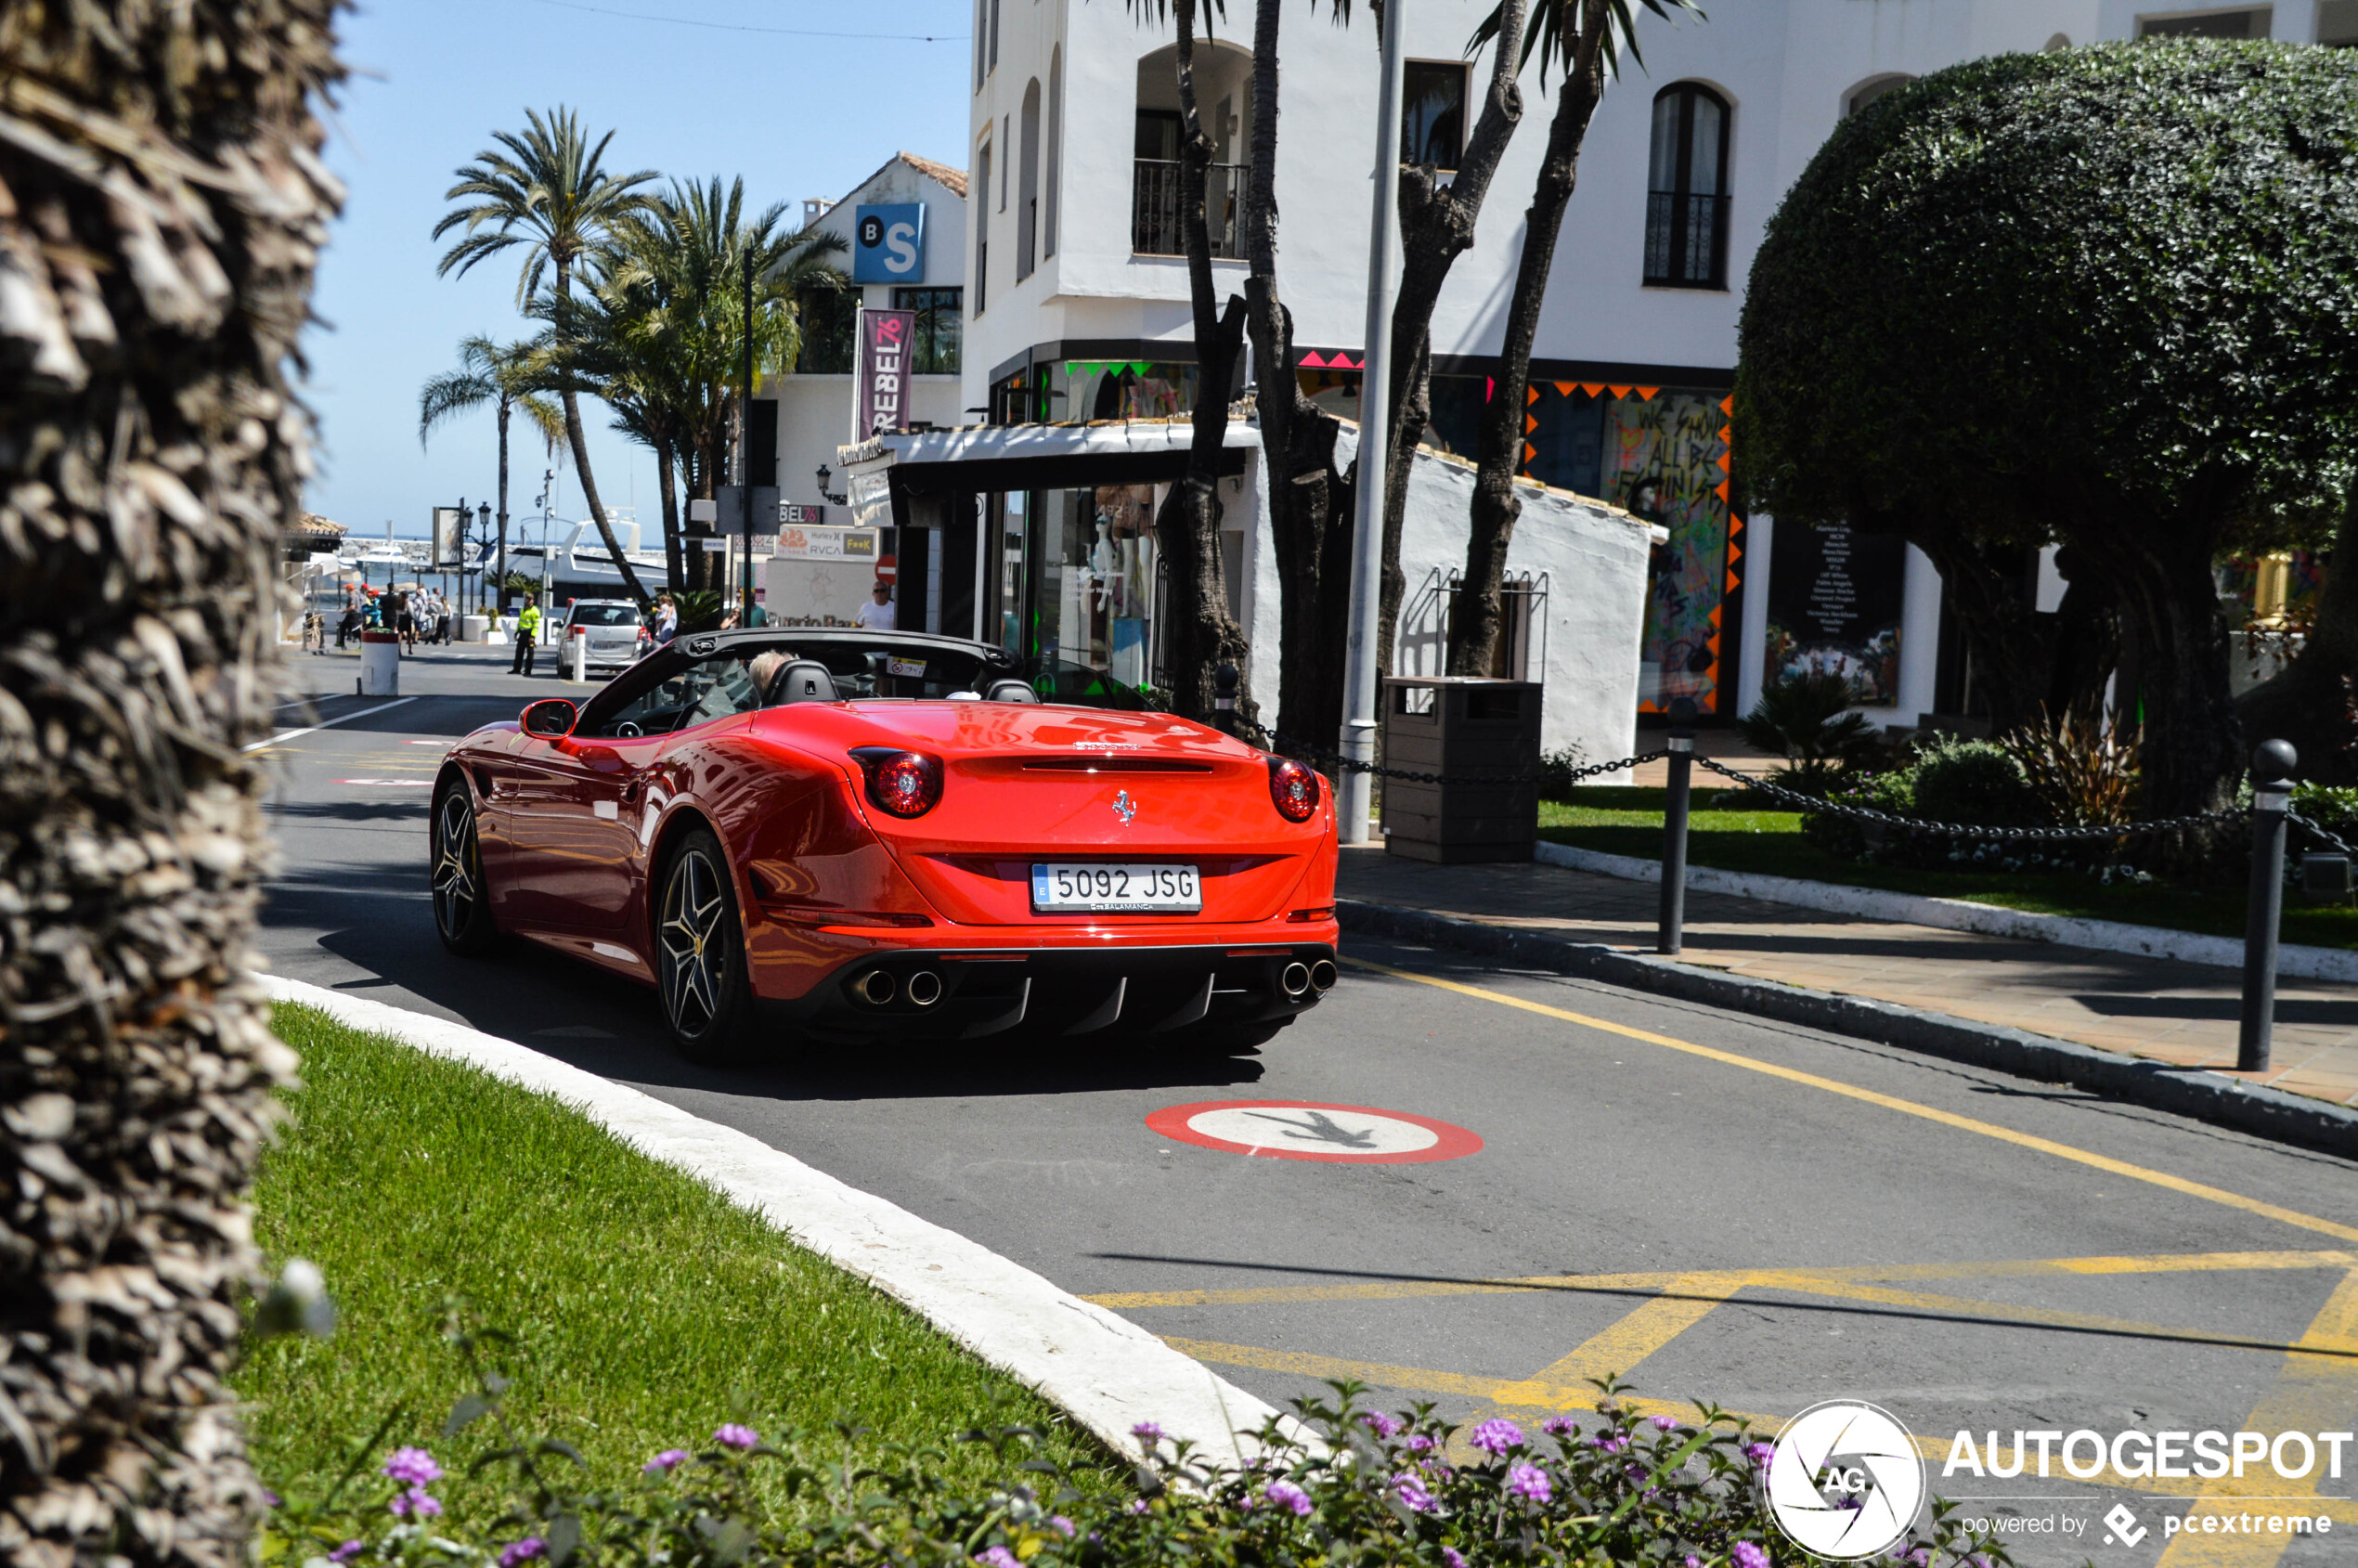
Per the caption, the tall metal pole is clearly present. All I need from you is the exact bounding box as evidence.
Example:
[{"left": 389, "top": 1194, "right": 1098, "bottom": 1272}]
[
  {"left": 1338, "top": 0, "right": 1407, "bottom": 845},
  {"left": 742, "top": 247, "right": 757, "bottom": 619},
  {"left": 2239, "top": 739, "right": 2298, "bottom": 1073}
]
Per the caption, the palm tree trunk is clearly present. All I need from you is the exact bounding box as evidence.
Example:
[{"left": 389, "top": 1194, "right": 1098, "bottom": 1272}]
[
  {"left": 552, "top": 254, "right": 654, "bottom": 609},
  {"left": 1376, "top": 0, "right": 1528, "bottom": 681},
  {"left": 0, "top": 5, "right": 340, "bottom": 1562},
  {"left": 1156, "top": 0, "right": 1252, "bottom": 721},
  {"left": 1239, "top": 0, "right": 1347, "bottom": 751},
  {"left": 1455, "top": 2, "right": 1610, "bottom": 676},
  {"left": 656, "top": 436, "right": 685, "bottom": 592}
]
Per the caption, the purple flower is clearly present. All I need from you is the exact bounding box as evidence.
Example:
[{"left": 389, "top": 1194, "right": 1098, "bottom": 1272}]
[
  {"left": 1651, "top": 1415, "right": 1678, "bottom": 1432},
  {"left": 976, "top": 1549, "right": 1022, "bottom": 1568},
  {"left": 388, "top": 1488, "right": 441, "bottom": 1519},
  {"left": 499, "top": 1539, "right": 546, "bottom": 1568},
  {"left": 1591, "top": 1432, "right": 1630, "bottom": 1454},
  {"left": 1126, "top": 1498, "right": 1151, "bottom": 1516},
  {"left": 1469, "top": 1418, "right": 1525, "bottom": 1456},
  {"left": 643, "top": 1448, "right": 689, "bottom": 1474},
  {"left": 1744, "top": 1442, "right": 1775, "bottom": 1471},
  {"left": 1443, "top": 1549, "right": 1469, "bottom": 1568},
  {"left": 1130, "top": 1421, "right": 1164, "bottom": 1445},
  {"left": 1684, "top": 1558, "right": 1703, "bottom": 1568},
  {"left": 1260, "top": 1480, "right": 1314, "bottom": 1517},
  {"left": 1540, "top": 1417, "right": 1578, "bottom": 1437},
  {"left": 1393, "top": 1473, "right": 1435, "bottom": 1513},
  {"left": 263, "top": 1491, "right": 281, "bottom": 1509},
  {"left": 382, "top": 1447, "right": 442, "bottom": 1486},
  {"left": 713, "top": 1423, "right": 759, "bottom": 1451},
  {"left": 330, "top": 1545, "right": 364, "bottom": 1564},
  {"left": 1505, "top": 1462, "right": 1552, "bottom": 1504},
  {"left": 1405, "top": 1433, "right": 1435, "bottom": 1453},
  {"left": 1361, "top": 1411, "right": 1405, "bottom": 1439},
  {"left": 1732, "top": 1542, "right": 1771, "bottom": 1568},
  {"left": 1050, "top": 1517, "right": 1076, "bottom": 1538}
]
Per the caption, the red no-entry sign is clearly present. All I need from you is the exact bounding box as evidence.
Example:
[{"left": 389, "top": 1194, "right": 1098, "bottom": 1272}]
[{"left": 1146, "top": 1099, "right": 1483, "bottom": 1164}]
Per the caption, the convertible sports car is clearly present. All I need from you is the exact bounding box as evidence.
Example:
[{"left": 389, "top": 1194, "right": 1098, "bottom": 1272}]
[{"left": 429, "top": 628, "right": 1340, "bottom": 1064}]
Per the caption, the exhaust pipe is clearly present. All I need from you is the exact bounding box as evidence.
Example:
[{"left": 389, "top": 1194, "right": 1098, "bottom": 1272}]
[
  {"left": 1309, "top": 959, "right": 1338, "bottom": 994},
  {"left": 1280, "top": 962, "right": 1312, "bottom": 998},
  {"left": 905, "top": 970, "right": 943, "bottom": 1007},
  {"left": 855, "top": 969, "right": 897, "bottom": 1006}
]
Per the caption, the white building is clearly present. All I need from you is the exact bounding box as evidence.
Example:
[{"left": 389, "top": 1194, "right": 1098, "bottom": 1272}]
[{"left": 775, "top": 0, "right": 2357, "bottom": 735}]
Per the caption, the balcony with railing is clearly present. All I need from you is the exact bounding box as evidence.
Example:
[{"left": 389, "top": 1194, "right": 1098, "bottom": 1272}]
[
  {"left": 1132, "top": 159, "right": 1250, "bottom": 259},
  {"left": 1642, "top": 190, "right": 1730, "bottom": 290}
]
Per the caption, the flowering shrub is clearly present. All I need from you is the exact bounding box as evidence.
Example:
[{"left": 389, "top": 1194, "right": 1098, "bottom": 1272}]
[{"left": 263, "top": 1322, "right": 2011, "bottom": 1568}]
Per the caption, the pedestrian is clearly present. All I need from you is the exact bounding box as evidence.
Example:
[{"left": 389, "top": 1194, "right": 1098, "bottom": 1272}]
[
  {"left": 654, "top": 593, "right": 678, "bottom": 645},
  {"left": 512, "top": 594, "right": 542, "bottom": 677},
  {"left": 390, "top": 586, "right": 414, "bottom": 654},
  {"left": 855, "top": 577, "right": 896, "bottom": 631},
  {"left": 336, "top": 581, "right": 362, "bottom": 649}
]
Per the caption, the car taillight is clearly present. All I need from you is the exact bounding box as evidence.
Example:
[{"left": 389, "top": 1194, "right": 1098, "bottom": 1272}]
[
  {"left": 1267, "top": 756, "right": 1320, "bottom": 823},
  {"left": 849, "top": 747, "right": 943, "bottom": 818}
]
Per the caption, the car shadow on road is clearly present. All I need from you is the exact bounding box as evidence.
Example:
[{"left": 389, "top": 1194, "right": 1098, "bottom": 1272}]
[{"left": 271, "top": 893, "right": 1272, "bottom": 1103}]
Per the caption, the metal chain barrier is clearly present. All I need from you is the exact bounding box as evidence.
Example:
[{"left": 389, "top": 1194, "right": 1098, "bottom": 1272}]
[
  {"left": 2287, "top": 803, "right": 2358, "bottom": 859},
  {"left": 1692, "top": 756, "right": 2246, "bottom": 845},
  {"left": 1233, "top": 716, "right": 1666, "bottom": 788}
]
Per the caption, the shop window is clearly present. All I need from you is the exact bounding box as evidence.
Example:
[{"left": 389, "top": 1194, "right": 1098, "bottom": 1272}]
[
  {"left": 892, "top": 288, "right": 963, "bottom": 375},
  {"left": 1403, "top": 61, "right": 1468, "bottom": 171},
  {"left": 1644, "top": 84, "right": 1730, "bottom": 290},
  {"left": 1037, "top": 486, "right": 1159, "bottom": 688},
  {"left": 796, "top": 283, "right": 857, "bottom": 374},
  {"left": 2136, "top": 7, "right": 2270, "bottom": 38}
]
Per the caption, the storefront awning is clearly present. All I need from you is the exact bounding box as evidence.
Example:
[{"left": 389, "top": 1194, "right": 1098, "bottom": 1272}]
[{"left": 879, "top": 421, "right": 1258, "bottom": 498}]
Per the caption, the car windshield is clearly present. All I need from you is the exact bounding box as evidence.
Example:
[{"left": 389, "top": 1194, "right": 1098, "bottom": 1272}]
[
  {"left": 571, "top": 604, "right": 640, "bottom": 628},
  {"left": 761, "top": 640, "right": 997, "bottom": 700}
]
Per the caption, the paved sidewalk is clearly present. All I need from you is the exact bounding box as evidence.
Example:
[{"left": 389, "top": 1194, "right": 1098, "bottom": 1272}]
[{"left": 1340, "top": 847, "right": 2358, "bottom": 1110}]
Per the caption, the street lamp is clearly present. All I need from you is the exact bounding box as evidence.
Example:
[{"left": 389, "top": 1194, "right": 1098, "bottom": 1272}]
[{"left": 815, "top": 464, "right": 846, "bottom": 505}]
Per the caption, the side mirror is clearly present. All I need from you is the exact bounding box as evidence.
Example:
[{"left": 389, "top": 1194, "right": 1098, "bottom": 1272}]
[{"left": 521, "top": 698, "right": 577, "bottom": 737}]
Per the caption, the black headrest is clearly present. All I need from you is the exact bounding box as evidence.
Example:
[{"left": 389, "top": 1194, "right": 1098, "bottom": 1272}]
[
  {"left": 768, "top": 659, "right": 840, "bottom": 705},
  {"left": 985, "top": 679, "right": 1040, "bottom": 704}
]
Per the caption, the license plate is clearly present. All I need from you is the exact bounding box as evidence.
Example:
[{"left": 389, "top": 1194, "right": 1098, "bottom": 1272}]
[{"left": 1030, "top": 862, "right": 1200, "bottom": 913}]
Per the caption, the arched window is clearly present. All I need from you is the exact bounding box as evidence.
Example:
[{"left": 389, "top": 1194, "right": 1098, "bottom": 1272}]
[
  {"left": 1842, "top": 73, "right": 1912, "bottom": 117},
  {"left": 974, "top": 136, "right": 992, "bottom": 313},
  {"left": 1044, "top": 47, "right": 1063, "bottom": 257},
  {"left": 1017, "top": 79, "right": 1042, "bottom": 280},
  {"left": 1643, "top": 83, "right": 1730, "bottom": 290}
]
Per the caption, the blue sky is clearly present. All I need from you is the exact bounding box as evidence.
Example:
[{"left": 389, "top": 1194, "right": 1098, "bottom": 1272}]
[{"left": 306, "top": 0, "right": 975, "bottom": 541}]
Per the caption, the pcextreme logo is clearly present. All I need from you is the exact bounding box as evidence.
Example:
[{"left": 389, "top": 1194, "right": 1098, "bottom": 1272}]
[{"left": 1766, "top": 1402, "right": 1927, "bottom": 1560}]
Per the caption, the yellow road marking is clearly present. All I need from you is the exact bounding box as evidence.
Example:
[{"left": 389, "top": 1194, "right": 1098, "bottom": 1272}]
[
  {"left": 1346, "top": 958, "right": 2358, "bottom": 1245},
  {"left": 1491, "top": 1273, "right": 1744, "bottom": 1406},
  {"left": 1084, "top": 1250, "right": 2353, "bottom": 1312},
  {"left": 2157, "top": 1267, "right": 2358, "bottom": 1566}
]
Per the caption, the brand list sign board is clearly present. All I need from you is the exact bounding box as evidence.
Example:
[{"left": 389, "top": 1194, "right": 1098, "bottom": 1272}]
[
  {"left": 855, "top": 308, "right": 916, "bottom": 439},
  {"left": 1765, "top": 523, "right": 1906, "bottom": 706}
]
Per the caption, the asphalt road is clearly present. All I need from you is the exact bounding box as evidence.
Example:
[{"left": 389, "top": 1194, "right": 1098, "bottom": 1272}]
[{"left": 255, "top": 644, "right": 2358, "bottom": 1568}]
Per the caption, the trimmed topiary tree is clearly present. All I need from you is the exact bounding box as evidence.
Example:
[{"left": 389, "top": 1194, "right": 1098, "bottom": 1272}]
[{"left": 1735, "top": 40, "right": 2358, "bottom": 820}]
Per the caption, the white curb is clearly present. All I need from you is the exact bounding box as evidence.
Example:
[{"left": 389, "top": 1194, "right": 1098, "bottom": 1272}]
[
  {"left": 1534, "top": 841, "right": 2358, "bottom": 983},
  {"left": 258, "top": 974, "right": 1288, "bottom": 1469}
]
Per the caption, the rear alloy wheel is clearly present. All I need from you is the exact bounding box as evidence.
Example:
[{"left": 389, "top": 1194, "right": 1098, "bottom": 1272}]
[
  {"left": 430, "top": 787, "right": 499, "bottom": 954},
  {"left": 655, "top": 829, "right": 759, "bottom": 1067}
]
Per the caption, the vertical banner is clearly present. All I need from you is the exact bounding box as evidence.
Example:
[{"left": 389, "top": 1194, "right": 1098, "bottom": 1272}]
[
  {"left": 430, "top": 506, "right": 464, "bottom": 569},
  {"left": 855, "top": 308, "right": 916, "bottom": 439}
]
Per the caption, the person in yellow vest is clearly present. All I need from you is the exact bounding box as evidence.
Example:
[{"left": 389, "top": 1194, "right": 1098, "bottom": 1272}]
[{"left": 511, "top": 596, "right": 542, "bottom": 677}]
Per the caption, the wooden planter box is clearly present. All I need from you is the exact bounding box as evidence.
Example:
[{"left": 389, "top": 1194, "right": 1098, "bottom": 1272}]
[{"left": 1380, "top": 677, "right": 1542, "bottom": 863}]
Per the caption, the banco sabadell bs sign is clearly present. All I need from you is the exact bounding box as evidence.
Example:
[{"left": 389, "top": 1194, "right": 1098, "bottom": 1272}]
[{"left": 852, "top": 203, "right": 925, "bottom": 284}]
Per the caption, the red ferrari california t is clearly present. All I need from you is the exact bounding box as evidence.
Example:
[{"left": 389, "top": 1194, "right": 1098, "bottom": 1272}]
[{"left": 429, "top": 628, "right": 1340, "bottom": 1063}]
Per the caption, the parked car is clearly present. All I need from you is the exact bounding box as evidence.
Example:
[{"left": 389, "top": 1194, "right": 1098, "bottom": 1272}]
[
  {"left": 428, "top": 629, "right": 1339, "bottom": 1065},
  {"left": 555, "top": 599, "right": 649, "bottom": 673}
]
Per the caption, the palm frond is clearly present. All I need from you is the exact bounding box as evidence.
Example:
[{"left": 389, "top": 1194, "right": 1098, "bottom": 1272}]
[{"left": 1470, "top": 0, "right": 1703, "bottom": 87}]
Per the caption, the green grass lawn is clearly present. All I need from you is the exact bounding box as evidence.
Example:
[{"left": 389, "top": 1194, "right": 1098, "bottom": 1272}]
[
  {"left": 1538, "top": 794, "right": 2358, "bottom": 951},
  {"left": 240, "top": 1004, "right": 1113, "bottom": 1515}
]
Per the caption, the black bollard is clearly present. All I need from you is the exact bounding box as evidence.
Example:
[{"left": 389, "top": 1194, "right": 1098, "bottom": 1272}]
[
  {"left": 1213, "top": 662, "right": 1239, "bottom": 740},
  {"left": 2238, "top": 739, "right": 2298, "bottom": 1074},
  {"left": 1659, "top": 697, "right": 1698, "bottom": 955}
]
